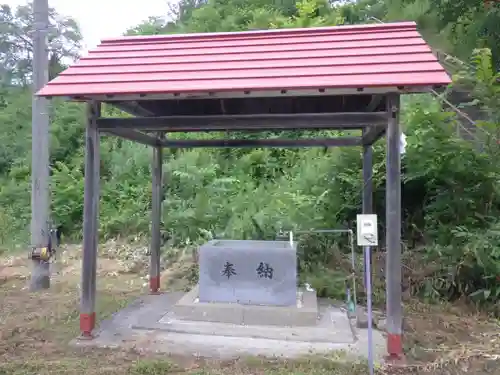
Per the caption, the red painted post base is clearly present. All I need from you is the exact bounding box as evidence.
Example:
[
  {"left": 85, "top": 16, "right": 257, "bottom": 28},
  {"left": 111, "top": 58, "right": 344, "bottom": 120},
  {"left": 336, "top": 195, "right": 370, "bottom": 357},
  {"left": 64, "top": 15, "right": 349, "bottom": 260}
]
[
  {"left": 385, "top": 333, "right": 405, "bottom": 363},
  {"left": 149, "top": 276, "right": 161, "bottom": 294},
  {"left": 79, "top": 312, "right": 96, "bottom": 339}
]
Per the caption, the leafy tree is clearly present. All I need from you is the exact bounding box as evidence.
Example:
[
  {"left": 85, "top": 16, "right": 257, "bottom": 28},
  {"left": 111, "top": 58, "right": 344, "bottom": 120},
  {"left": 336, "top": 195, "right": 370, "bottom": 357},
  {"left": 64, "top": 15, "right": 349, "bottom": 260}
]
[
  {"left": 387, "top": 0, "right": 500, "bottom": 67},
  {"left": 0, "top": 0, "right": 499, "bottom": 307},
  {"left": 0, "top": 2, "right": 82, "bottom": 85}
]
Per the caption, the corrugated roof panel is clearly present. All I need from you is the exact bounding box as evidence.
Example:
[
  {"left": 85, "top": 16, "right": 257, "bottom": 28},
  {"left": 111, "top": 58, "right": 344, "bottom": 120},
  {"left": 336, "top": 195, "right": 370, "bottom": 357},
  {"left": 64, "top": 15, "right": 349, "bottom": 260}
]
[
  {"left": 99, "top": 21, "right": 418, "bottom": 43},
  {"left": 37, "top": 21, "right": 451, "bottom": 98},
  {"left": 37, "top": 72, "right": 451, "bottom": 96},
  {"left": 93, "top": 30, "right": 421, "bottom": 52},
  {"left": 82, "top": 38, "right": 427, "bottom": 59},
  {"left": 53, "top": 62, "right": 443, "bottom": 84},
  {"left": 102, "top": 27, "right": 416, "bottom": 47},
  {"left": 75, "top": 45, "right": 434, "bottom": 67},
  {"left": 65, "top": 53, "right": 438, "bottom": 75}
]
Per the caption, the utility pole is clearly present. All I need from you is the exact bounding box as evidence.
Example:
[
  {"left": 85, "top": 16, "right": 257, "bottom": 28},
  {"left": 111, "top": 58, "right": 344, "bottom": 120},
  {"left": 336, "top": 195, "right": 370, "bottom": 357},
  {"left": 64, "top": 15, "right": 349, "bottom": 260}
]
[{"left": 30, "top": 0, "right": 51, "bottom": 291}]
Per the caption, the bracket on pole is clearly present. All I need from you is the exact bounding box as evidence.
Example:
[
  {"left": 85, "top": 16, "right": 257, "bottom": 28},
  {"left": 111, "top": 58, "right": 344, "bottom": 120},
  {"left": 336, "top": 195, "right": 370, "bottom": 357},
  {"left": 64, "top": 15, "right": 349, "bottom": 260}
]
[{"left": 28, "top": 226, "right": 61, "bottom": 263}]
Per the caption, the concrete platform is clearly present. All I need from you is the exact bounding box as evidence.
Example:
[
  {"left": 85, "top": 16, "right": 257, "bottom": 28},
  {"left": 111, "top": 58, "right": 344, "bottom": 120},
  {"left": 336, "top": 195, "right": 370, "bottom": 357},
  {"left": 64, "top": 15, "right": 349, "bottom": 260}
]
[
  {"left": 72, "top": 291, "right": 386, "bottom": 361},
  {"left": 169, "top": 285, "right": 318, "bottom": 326}
]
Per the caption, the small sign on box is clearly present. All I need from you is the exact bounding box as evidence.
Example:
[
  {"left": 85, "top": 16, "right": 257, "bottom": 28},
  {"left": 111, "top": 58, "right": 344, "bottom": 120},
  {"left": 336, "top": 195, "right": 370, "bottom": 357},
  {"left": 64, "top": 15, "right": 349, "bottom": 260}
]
[{"left": 356, "top": 214, "right": 378, "bottom": 246}]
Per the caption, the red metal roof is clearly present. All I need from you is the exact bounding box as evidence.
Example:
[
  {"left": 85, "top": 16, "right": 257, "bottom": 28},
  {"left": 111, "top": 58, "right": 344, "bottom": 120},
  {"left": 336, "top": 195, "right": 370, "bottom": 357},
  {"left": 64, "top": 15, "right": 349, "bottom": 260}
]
[{"left": 37, "top": 21, "right": 451, "bottom": 98}]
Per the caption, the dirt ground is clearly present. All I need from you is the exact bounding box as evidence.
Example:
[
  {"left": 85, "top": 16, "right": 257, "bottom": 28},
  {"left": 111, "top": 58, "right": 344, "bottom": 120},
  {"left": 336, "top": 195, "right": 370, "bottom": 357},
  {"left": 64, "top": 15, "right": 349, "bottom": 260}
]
[{"left": 0, "top": 243, "right": 499, "bottom": 375}]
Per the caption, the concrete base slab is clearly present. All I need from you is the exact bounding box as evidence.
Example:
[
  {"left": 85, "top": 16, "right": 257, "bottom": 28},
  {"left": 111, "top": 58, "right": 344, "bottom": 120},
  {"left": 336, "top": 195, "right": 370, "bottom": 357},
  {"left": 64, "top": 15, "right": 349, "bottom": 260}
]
[
  {"left": 169, "top": 285, "right": 318, "bottom": 326},
  {"left": 71, "top": 292, "right": 386, "bottom": 361},
  {"left": 145, "top": 304, "right": 350, "bottom": 344}
]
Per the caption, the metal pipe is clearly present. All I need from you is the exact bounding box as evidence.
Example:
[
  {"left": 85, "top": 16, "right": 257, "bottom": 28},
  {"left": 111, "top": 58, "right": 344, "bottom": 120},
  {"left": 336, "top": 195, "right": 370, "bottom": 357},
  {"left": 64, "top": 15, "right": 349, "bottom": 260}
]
[
  {"left": 362, "top": 127, "right": 375, "bottom": 375},
  {"left": 365, "top": 245, "right": 374, "bottom": 375},
  {"left": 278, "top": 228, "right": 357, "bottom": 308}
]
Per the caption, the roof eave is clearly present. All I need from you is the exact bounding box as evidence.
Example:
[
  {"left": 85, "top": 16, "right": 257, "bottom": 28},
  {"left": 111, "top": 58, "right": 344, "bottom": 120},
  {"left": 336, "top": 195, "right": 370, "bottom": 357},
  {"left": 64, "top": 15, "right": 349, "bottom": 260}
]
[{"left": 37, "top": 84, "right": 450, "bottom": 102}]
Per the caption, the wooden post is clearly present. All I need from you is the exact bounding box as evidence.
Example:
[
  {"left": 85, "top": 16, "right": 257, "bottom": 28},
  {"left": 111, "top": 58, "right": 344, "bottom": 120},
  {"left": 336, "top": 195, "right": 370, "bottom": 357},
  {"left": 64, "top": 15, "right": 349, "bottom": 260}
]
[
  {"left": 385, "top": 93, "right": 403, "bottom": 359},
  {"left": 149, "top": 134, "right": 163, "bottom": 294},
  {"left": 80, "top": 101, "right": 101, "bottom": 338}
]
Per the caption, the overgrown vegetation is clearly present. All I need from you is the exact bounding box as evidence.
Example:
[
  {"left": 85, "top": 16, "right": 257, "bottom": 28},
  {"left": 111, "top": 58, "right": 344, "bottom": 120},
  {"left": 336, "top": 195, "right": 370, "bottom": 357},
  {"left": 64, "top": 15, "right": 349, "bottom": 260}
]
[
  {"left": 0, "top": 0, "right": 499, "bottom": 309},
  {"left": 1, "top": 246, "right": 499, "bottom": 374}
]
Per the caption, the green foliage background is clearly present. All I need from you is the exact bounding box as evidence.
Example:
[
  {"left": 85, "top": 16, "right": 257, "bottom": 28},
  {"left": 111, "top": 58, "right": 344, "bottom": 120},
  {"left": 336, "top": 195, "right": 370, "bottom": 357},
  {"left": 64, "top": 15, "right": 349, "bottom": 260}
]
[{"left": 0, "top": 0, "right": 499, "bottom": 307}]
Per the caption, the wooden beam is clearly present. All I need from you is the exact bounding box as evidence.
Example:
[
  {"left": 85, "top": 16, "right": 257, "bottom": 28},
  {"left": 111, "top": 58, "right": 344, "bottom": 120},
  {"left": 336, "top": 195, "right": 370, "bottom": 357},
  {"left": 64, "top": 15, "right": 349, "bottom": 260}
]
[
  {"left": 366, "top": 95, "right": 384, "bottom": 112},
  {"left": 97, "top": 112, "right": 388, "bottom": 133},
  {"left": 113, "top": 101, "right": 154, "bottom": 117},
  {"left": 362, "top": 125, "right": 386, "bottom": 146},
  {"left": 159, "top": 137, "right": 362, "bottom": 148},
  {"left": 101, "top": 129, "right": 161, "bottom": 147}
]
